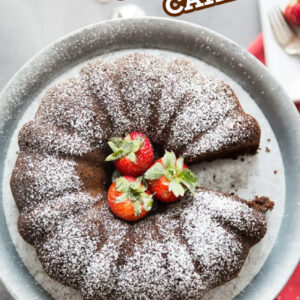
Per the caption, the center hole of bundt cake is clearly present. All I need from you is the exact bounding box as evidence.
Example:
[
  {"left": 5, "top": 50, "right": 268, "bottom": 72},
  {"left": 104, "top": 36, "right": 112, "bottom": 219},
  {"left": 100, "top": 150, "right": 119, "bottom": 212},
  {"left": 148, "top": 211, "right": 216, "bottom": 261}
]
[{"left": 93, "top": 131, "right": 199, "bottom": 223}]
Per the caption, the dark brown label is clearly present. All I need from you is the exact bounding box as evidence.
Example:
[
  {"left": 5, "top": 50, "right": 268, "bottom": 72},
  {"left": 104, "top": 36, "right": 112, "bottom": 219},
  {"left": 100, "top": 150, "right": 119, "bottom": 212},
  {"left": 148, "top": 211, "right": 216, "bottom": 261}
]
[{"left": 163, "top": 0, "right": 236, "bottom": 17}]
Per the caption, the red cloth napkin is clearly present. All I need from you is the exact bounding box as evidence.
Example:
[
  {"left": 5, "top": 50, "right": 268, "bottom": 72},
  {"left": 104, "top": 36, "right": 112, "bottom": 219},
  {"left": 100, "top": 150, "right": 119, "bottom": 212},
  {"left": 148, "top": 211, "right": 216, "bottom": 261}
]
[
  {"left": 247, "top": 34, "right": 300, "bottom": 112},
  {"left": 247, "top": 35, "right": 300, "bottom": 299},
  {"left": 247, "top": 33, "right": 266, "bottom": 65}
]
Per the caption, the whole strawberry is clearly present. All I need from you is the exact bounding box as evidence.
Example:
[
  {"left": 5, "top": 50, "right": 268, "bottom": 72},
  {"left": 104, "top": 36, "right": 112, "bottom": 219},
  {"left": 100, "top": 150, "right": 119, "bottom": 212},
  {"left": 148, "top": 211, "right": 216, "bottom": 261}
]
[
  {"left": 105, "top": 132, "right": 154, "bottom": 177},
  {"left": 144, "top": 151, "right": 199, "bottom": 203},
  {"left": 108, "top": 176, "right": 153, "bottom": 222},
  {"left": 284, "top": 0, "right": 300, "bottom": 27}
]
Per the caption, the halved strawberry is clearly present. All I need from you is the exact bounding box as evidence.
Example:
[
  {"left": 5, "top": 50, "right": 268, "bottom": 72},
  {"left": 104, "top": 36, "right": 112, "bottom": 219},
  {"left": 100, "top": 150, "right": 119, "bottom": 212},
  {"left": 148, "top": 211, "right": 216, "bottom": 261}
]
[
  {"left": 107, "top": 176, "right": 153, "bottom": 222},
  {"left": 105, "top": 132, "right": 154, "bottom": 177},
  {"left": 284, "top": 0, "right": 300, "bottom": 27},
  {"left": 144, "top": 151, "right": 199, "bottom": 203}
]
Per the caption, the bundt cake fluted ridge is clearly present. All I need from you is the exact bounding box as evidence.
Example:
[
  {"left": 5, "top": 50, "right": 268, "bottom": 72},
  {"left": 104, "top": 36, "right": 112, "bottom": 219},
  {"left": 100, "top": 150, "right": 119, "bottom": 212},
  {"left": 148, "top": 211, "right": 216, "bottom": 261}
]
[{"left": 10, "top": 53, "right": 271, "bottom": 300}]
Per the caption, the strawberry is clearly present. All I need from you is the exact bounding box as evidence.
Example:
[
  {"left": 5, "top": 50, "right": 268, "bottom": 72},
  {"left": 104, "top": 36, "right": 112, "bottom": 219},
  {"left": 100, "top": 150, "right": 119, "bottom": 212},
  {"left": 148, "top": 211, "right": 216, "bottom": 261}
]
[
  {"left": 105, "top": 132, "right": 154, "bottom": 177},
  {"left": 107, "top": 176, "right": 153, "bottom": 222},
  {"left": 284, "top": 0, "right": 300, "bottom": 27},
  {"left": 144, "top": 151, "right": 199, "bottom": 203}
]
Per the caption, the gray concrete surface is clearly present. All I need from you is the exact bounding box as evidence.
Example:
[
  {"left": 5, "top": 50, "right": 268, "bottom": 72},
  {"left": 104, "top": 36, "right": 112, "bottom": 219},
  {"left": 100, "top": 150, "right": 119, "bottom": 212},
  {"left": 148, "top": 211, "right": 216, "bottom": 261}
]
[{"left": 0, "top": 0, "right": 261, "bottom": 298}]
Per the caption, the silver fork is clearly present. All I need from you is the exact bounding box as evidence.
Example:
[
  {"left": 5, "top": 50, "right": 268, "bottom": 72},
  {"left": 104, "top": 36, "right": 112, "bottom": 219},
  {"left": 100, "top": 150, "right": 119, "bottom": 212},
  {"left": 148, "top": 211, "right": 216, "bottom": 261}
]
[{"left": 268, "top": 5, "right": 300, "bottom": 55}]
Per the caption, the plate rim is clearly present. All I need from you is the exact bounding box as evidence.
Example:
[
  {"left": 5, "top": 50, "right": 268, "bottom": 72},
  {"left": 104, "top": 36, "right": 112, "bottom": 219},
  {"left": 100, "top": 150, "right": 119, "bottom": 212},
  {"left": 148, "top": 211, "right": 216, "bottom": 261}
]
[{"left": 0, "top": 17, "right": 300, "bottom": 300}]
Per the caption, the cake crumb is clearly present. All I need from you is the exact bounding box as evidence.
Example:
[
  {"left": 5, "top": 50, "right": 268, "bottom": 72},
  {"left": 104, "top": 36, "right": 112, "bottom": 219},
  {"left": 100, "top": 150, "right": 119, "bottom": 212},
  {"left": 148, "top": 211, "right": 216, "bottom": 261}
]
[
  {"left": 265, "top": 147, "right": 270, "bottom": 153},
  {"left": 274, "top": 170, "right": 277, "bottom": 174},
  {"left": 253, "top": 196, "right": 274, "bottom": 211},
  {"left": 267, "top": 138, "right": 271, "bottom": 142}
]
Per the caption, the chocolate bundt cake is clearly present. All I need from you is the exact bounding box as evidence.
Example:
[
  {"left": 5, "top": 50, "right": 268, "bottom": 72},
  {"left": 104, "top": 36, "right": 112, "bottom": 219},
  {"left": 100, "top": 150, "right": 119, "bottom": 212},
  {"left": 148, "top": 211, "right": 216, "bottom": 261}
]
[{"left": 11, "top": 53, "right": 272, "bottom": 299}]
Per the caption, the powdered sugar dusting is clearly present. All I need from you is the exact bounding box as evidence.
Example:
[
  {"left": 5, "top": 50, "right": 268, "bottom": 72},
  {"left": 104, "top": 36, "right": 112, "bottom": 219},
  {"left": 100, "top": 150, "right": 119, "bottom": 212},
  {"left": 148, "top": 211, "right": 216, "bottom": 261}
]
[
  {"left": 37, "top": 216, "right": 100, "bottom": 290},
  {"left": 80, "top": 59, "right": 133, "bottom": 136},
  {"left": 34, "top": 188, "right": 268, "bottom": 300},
  {"left": 19, "top": 120, "right": 96, "bottom": 157},
  {"left": 80, "top": 53, "right": 259, "bottom": 155},
  {"left": 4, "top": 50, "right": 284, "bottom": 300},
  {"left": 37, "top": 76, "right": 111, "bottom": 149},
  {"left": 165, "top": 76, "right": 239, "bottom": 152},
  {"left": 18, "top": 192, "right": 101, "bottom": 245},
  {"left": 182, "top": 113, "right": 257, "bottom": 160},
  {"left": 11, "top": 153, "right": 83, "bottom": 211}
]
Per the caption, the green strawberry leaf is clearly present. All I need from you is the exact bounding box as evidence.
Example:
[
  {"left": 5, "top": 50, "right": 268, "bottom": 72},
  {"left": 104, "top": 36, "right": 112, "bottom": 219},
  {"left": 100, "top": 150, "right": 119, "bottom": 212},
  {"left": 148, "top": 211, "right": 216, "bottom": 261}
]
[
  {"left": 132, "top": 138, "right": 143, "bottom": 152},
  {"left": 180, "top": 179, "right": 194, "bottom": 191},
  {"left": 156, "top": 151, "right": 200, "bottom": 197},
  {"left": 115, "top": 177, "right": 130, "bottom": 193},
  {"left": 167, "top": 169, "right": 176, "bottom": 179},
  {"left": 115, "top": 193, "right": 127, "bottom": 203},
  {"left": 140, "top": 184, "right": 148, "bottom": 192},
  {"left": 109, "top": 137, "right": 123, "bottom": 149},
  {"left": 169, "top": 180, "right": 185, "bottom": 197},
  {"left": 105, "top": 150, "right": 124, "bottom": 162},
  {"left": 114, "top": 177, "right": 153, "bottom": 217},
  {"left": 131, "top": 178, "right": 142, "bottom": 190},
  {"left": 108, "top": 141, "right": 119, "bottom": 152},
  {"left": 178, "top": 169, "right": 199, "bottom": 195},
  {"left": 110, "top": 136, "right": 123, "bottom": 145},
  {"left": 127, "top": 152, "right": 137, "bottom": 164},
  {"left": 176, "top": 157, "right": 184, "bottom": 170},
  {"left": 143, "top": 196, "right": 153, "bottom": 211},
  {"left": 180, "top": 168, "right": 198, "bottom": 184},
  {"left": 123, "top": 140, "right": 133, "bottom": 153},
  {"left": 123, "top": 134, "right": 131, "bottom": 141},
  {"left": 180, "top": 180, "right": 197, "bottom": 195},
  {"left": 162, "top": 151, "right": 176, "bottom": 169},
  {"left": 144, "top": 163, "right": 166, "bottom": 180},
  {"left": 105, "top": 134, "right": 143, "bottom": 162},
  {"left": 134, "top": 201, "right": 142, "bottom": 216},
  {"left": 141, "top": 183, "right": 148, "bottom": 191}
]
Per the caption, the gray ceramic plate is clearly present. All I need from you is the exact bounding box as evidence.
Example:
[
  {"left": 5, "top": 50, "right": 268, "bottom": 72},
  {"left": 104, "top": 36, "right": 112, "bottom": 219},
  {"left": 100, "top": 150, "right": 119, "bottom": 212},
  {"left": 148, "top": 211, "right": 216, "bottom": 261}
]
[{"left": 0, "top": 17, "right": 299, "bottom": 300}]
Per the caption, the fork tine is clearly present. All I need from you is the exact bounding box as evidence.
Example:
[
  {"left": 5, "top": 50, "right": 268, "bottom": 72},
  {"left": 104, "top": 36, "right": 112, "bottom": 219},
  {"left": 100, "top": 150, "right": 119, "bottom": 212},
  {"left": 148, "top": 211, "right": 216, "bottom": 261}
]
[
  {"left": 268, "top": 9, "right": 286, "bottom": 45},
  {"left": 273, "top": 5, "right": 294, "bottom": 39},
  {"left": 268, "top": 4, "right": 300, "bottom": 55}
]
